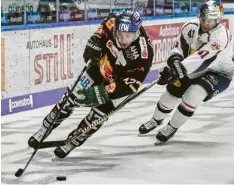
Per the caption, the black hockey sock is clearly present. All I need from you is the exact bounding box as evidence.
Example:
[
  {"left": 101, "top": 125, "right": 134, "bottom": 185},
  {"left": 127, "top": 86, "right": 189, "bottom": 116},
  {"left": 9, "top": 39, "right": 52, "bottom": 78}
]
[
  {"left": 42, "top": 90, "right": 76, "bottom": 130},
  {"left": 68, "top": 102, "right": 114, "bottom": 147}
]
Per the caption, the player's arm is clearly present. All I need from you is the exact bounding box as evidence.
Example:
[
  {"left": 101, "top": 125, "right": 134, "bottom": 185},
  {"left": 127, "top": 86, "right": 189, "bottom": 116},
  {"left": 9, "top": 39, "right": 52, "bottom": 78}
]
[
  {"left": 159, "top": 22, "right": 196, "bottom": 83},
  {"left": 83, "top": 13, "right": 117, "bottom": 65},
  {"left": 72, "top": 58, "right": 152, "bottom": 107},
  {"left": 181, "top": 35, "right": 229, "bottom": 75},
  {"left": 170, "top": 22, "right": 193, "bottom": 59},
  {"left": 106, "top": 36, "right": 153, "bottom": 99},
  {"left": 107, "top": 56, "right": 153, "bottom": 100}
]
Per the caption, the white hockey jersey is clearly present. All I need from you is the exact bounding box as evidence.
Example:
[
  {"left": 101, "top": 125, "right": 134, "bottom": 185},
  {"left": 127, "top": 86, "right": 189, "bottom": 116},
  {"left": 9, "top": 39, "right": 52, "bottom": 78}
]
[{"left": 170, "top": 19, "right": 234, "bottom": 79}]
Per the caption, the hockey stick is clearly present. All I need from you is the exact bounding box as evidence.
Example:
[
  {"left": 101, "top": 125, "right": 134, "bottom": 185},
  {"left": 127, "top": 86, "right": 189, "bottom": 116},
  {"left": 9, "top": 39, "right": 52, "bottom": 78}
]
[
  {"left": 15, "top": 61, "right": 91, "bottom": 177},
  {"left": 38, "top": 140, "right": 66, "bottom": 149},
  {"left": 37, "top": 79, "right": 159, "bottom": 149}
]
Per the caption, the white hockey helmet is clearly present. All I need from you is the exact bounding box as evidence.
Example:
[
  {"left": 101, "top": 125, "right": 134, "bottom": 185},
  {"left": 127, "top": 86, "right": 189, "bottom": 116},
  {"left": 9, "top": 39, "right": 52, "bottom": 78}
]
[{"left": 198, "top": 0, "right": 224, "bottom": 23}]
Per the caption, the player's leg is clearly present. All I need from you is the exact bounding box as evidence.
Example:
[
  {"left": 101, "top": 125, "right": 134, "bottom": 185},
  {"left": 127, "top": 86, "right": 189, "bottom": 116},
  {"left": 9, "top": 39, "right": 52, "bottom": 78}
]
[
  {"left": 139, "top": 79, "right": 189, "bottom": 134},
  {"left": 54, "top": 100, "right": 115, "bottom": 158},
  {"left": 28, "top": 65, "right": 103, "bottom": 148},
  {"left": 156, "top": 72, "right": 232, "bottom": 143}
]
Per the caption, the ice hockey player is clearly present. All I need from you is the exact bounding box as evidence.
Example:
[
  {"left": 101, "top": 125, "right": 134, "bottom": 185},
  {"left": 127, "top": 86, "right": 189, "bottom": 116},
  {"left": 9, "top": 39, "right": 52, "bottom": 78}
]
[
  {"left": 28, "top": 9, "right": 153, "bottom": 158},
  {"left": 139, "top": 0, "right": 234, "bottom": 143}
]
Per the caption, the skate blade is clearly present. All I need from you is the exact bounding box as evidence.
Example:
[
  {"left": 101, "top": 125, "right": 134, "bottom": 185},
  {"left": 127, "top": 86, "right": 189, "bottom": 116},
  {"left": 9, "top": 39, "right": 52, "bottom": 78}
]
[
  {"left": 137, "top": 133, "right": 156, "bottom": 137},
  {"left": 51, "top": 154, "right": 68, "bottom": 161},
  {"left": 154, "top": 139, "right": 165, "bottom": 145}
]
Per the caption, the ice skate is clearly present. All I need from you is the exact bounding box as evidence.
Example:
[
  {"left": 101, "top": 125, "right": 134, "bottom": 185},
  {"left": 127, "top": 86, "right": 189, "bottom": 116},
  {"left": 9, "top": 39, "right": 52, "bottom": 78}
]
[
  {"left": 139, "top": 118, "right": 163, "bottom": 134},
  {"left": 155, "top": 122, "right": 177, "bottom": 144}
]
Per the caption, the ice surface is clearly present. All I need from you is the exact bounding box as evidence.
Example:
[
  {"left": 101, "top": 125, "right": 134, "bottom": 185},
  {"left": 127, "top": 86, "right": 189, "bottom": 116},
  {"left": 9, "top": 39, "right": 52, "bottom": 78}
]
[{"left": 1, "top": 82, "right": 234, "bottom": 184}]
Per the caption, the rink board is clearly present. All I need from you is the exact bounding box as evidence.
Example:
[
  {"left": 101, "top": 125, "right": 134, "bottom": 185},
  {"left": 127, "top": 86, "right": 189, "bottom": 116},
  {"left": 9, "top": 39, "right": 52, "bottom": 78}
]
[{"left": 1, "top": 16, "right": 233, "bottom": 115}]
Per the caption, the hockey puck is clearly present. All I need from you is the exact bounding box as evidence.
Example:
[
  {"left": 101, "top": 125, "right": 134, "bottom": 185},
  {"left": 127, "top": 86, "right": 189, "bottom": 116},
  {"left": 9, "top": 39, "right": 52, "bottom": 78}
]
[{"left": 56, "top": 176, "right": 66, "bottom": 181}]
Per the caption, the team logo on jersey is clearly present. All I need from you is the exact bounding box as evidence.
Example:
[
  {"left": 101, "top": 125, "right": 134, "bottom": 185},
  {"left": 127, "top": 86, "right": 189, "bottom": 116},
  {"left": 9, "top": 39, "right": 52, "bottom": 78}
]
[
  {"left": 106, "top": 40, "right": 118, "bottom": 58},
  {"left": 211, "top": 42, "right": 220, "bottom": 50},
  {"left": 127, "top": 66, "right": 144, "bottom": 73},
  {"left": 207, "top": 74, "right": 218, "bottom": 85},
  {"left": 106, "top": 40, "right": 127, "bottom": 66},
  {"left": 173, "top": 80, "right": 181, "bottom": 87},
  {"left": 105, "top": 82, "right": 116, "bottom": 94},
  {"left": 115, "top": 50, "right": 127, "bottom": 66},
  {"left": 139, "top": 37, "right": 148, "bottom": 59},
  {"left": 126, "top": 46, "right": 139, "bottom": 60},
  {"left": 190, "top": 48, "right": 196, "bottom": 55},
  {"left": 201, "top": 74, "right": 217, "bottom": 90},
  {"left": 213, "top": 90, "right": 219, "bottom": 97}
]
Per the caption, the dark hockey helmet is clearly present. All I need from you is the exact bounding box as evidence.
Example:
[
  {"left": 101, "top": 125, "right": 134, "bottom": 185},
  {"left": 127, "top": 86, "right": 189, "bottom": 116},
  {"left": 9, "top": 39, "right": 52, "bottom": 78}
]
[
  {"left": 114, "top": 9, "right": 142, "bottom": 48},
  {"left": 115, "top": 9, "right": 142, "bottom": 32}
]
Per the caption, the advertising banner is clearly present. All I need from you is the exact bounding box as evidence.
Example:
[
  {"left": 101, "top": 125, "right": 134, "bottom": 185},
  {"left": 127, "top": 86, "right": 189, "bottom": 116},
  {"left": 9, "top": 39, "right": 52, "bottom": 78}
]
[
  {"left": 59, "top": 10, "right": 72, "bottom": 22},
  {"left": 27, "top": 12, "right": 41, "bottom": 24},
  {"left": 145, "top": 19, "right": 229, "bottom": 68},
  {"left": 1, "top": 87, "right": 67, "bottom": 115},
  {"left": 1, "top": 30, "right": 30, "bottom": 99},
  {"left": 145, "top": 22, "right": 183, "bottom": 66},
  {"left": 1, "top": 12, "right": 25, "bottom": 25},
  {"left": 98, "top": 9, "right": 110, "bottom": 19},
  {"left": 27, "top": 26, "right": 89, "bottom": 94},
  {"left": 40, "top": 11, "right": 56, "bottom": 23},
  {"left": 1, "top": 17, "right": 232, "bottom": 116},
  {"left": 59, "top": 10, "right": 84, "bottom": 22},
  {"left": 88, "top": 9, "right": 98, "bottom": 20},
  {"left": 143, "top": 7, "right": 153, "bottom": 16},
  {"left": 8, "top": 13, "right": 24, "bottom": 25},
  {"left": 1, "top": 13, "right": 8, "bottom": 26},
  {"left": 1, "top": 25, "right": 90, "bottom": 99},
  {"left": 1, "top": 38, "right": 6, "bottom": 92}
]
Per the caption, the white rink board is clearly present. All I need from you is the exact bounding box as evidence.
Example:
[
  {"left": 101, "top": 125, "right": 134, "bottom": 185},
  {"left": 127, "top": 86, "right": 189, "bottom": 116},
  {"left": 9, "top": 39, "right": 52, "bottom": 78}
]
[
  {"left": 2, "top": 15, "right": 234, "bottom": 99},
  {"left": 2, "top": 26, "right": 89, "bottom": 98},
  {"left": 1, "top": 15, "right": 234, "bottom": 115}
]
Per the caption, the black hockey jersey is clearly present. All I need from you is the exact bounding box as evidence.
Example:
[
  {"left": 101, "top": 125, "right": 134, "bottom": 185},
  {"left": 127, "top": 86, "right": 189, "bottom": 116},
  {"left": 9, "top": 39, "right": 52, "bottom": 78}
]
[{"left": 92, "top": 14, "right": 154, "bottom": 99}]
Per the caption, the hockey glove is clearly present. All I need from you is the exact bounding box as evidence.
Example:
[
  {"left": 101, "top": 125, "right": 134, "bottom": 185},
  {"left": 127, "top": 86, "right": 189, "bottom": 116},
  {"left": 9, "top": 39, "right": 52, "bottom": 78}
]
[
  {"left": 167, "top": 55, "right": 187, "bottom": 82},
  {"left": 83, "top": 35, "right": 102, "bottom": 68},
  {"left": 74, "top": 85, "right": 109, "bottom": 107},
  {"left": 157, "top": 66, "right": 172, "bottom": 85}
]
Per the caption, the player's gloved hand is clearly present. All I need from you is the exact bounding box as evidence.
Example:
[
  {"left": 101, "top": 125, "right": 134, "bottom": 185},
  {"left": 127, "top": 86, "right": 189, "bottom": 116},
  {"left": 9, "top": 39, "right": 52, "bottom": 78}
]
[
  {"left": 74, "top": 85, "right": 109, "bottom": 107},
  {"left": 83, "top": 35, "right": 102, "bottom": 68},
  {"left": 157, "top": 66, "right": 172, "bottom": 85},
  {"left": 167, "top": 55, "right": 187, "bottom": 82}
]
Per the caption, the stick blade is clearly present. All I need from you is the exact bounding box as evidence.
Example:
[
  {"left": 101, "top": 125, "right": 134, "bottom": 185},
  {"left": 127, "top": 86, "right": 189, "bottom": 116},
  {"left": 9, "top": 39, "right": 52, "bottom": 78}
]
[
  {"left": 39, "top": 140, "right": 66, "bottom": 149},
  {"left": 15, "top": 168, "right": 24, "bottom": 177}
]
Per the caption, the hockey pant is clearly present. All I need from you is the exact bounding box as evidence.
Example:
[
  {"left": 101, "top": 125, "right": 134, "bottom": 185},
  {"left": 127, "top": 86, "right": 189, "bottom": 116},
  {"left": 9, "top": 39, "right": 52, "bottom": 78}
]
[
  {"left": 154, "top": 71, "right": 232, "bottom": 128},
  {"left": 67, "top": 100, "right": 116, "bottom": 147}
]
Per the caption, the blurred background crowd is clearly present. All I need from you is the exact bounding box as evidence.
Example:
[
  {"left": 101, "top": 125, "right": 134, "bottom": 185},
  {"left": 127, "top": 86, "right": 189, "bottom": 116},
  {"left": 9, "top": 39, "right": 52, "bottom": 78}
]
[{"left": 1, "top": 0, "right": 234, "bottom": 26}]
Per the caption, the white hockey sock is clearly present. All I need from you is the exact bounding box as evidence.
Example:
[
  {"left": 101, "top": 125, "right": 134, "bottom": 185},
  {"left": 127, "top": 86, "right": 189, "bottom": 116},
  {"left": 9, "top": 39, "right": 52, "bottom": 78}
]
[
  {"left": 170, "top": 107, "right": 191, "bottom": 128},
  {"left": 170, "top": 84, "right": 208, "bottom": 129},
  {"left": 153, "top": 89, "right": 181, "bottom": 120}
]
